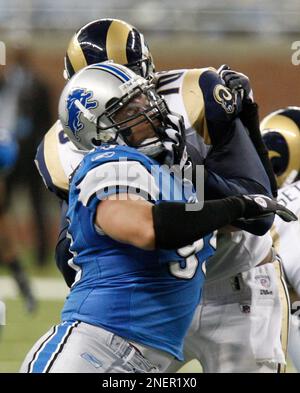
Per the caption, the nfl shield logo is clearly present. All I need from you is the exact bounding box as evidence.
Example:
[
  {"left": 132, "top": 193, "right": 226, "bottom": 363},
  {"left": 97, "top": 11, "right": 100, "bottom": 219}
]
[
  {"left": 255, "top": 275, "right": 271, "bottom": 288},
  {"left": 240, "top": 304, "right": 251, "bottom": 314}
]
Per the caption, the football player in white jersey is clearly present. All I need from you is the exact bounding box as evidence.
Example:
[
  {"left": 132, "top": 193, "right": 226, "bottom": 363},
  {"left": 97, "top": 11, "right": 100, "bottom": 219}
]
[
  {"left": 261, "top": 107, "right": 300, "bottom": 372},
  {"left": 35, "top": 19, "right": 290, "bottom": 372},
  {"left": 158, "top": 68, "right": 289, "bottom": 373}
]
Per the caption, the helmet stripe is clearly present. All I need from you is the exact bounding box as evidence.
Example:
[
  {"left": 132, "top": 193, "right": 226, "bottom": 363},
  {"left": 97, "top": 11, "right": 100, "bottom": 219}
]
[
  {"left": 106, "top": 20, "right": 130, "bottom": 65},
  {"left": 91, "top": 63, "right": 130, "bottom": 82},
  {"left": 66, "top": 34, "right": 87, "bottom": 75}
]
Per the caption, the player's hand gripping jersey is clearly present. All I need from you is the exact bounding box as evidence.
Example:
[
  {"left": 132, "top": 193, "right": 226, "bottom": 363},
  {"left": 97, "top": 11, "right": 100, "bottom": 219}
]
[{"left": 62, "top": 144, "right": 214, "bottom": 360}]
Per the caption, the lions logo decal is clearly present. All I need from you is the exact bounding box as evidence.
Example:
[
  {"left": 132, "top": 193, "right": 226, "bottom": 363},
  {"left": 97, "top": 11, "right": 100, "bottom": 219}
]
[
  {"left": 66, "top": 88, "right": 97, "bottom": 136},
  {"left": 213, "top": 84, "right": 235, "bottom": 114}
]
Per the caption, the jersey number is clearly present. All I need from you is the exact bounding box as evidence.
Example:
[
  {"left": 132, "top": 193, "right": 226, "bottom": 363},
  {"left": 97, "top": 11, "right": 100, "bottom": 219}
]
[
  {"left": 156, "top": 72, "right": 183, "bottom": 96},
  {"left": 169, "top": 239, "right": 204, "bottom": 279}
]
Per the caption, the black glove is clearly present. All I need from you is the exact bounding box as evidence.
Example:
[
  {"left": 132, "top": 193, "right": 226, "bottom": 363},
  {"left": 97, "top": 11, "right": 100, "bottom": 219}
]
[
  {"left": 218, "top": 64, "right": 253, "bottom": 104},
  {"left": 239, "top": 194, "right": 297, "bottom": 222}
]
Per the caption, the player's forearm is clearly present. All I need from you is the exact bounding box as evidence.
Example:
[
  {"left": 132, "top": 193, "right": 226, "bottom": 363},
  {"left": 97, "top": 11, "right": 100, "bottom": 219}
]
[
  {"left": 96, "top": 196, "right": 247, "bottom": 250},
  {"left": 152, "top": 198, "right": 245, "bottom": 249}
]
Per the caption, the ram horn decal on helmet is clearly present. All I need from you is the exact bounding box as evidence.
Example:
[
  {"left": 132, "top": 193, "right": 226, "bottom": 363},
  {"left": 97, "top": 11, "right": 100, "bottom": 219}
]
[{"left": 261, "top": 106, "right": 300, "bottom": 188}]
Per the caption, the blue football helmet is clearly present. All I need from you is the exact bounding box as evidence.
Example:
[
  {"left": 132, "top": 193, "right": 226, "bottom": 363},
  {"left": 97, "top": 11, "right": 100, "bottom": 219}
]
[{"left": 64, "top": 18, "right": 155, "bottom": 80}]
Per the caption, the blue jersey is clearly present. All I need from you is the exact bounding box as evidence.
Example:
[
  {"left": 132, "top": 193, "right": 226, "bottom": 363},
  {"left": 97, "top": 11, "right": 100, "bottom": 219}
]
[{"left": 62, "top": 144, "right": 214, "bottom": 360}]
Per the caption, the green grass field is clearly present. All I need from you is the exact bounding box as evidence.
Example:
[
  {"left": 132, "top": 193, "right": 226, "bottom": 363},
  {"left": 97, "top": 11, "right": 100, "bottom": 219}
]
[
  {"left": 0, "top": 298, "right": 63, "bottom": 372},
  {"left": 0, "top": 297, "right": 296, "bottom": 373},
  {"left": 0, "top": 297, "right": 204, "bottom": 373}
]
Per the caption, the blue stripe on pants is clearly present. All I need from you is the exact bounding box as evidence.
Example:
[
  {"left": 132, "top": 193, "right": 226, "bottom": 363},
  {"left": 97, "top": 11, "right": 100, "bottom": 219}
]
[{"left": 31, "top": 322, "right": 74, "bottom": 373}]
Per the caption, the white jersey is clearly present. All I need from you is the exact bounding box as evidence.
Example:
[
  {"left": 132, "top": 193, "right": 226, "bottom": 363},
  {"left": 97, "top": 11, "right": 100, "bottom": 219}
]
[
  {"left": 156, "top": 68, "right": 273, "bottom": 281},
  {"left": 35, "top": 120, "right": 85, "bottom": 198},
  {"left": 272, "top": 180, "right": 300, "bottom": 295},
  {"left": 204, "top": 230, "right": 272, "bottom": 282},
  {"left": 156, "top": 69, "right": 287, "bottom": 373},
  {"left": 36, "top": 68, "right": 272, "bottom": 279},
  {"left": 156, "top": 68, "right": 213, "bottom": 152}
]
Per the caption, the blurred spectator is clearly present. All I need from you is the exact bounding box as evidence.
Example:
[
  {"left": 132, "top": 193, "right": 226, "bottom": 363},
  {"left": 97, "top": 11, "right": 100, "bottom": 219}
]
[
  {"left": 0, "top": 126, "right": 36, "bottom": 312},
  {"left": 1, "top": 45, "right": 53, "bottom": 267}
]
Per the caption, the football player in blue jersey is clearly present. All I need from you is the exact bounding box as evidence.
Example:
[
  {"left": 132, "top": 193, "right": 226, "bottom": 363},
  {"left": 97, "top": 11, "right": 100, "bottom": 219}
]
[
  {"left": 0, "top": 128, "right": 36, "bottom": 314},
  {"left": 33, "top": 19, "right": 294, "bottom": 372},
  {"left": 20, "top": 63, "right": 295, "bottom": 373}
]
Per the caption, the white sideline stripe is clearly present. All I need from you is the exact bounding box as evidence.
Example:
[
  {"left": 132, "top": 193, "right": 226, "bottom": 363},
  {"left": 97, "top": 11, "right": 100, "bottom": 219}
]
[{"left": 0, "top": 277, "right": 69, "bottom": 300}]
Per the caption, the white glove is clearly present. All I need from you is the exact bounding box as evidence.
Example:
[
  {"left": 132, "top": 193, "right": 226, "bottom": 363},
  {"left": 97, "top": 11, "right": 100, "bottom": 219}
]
[{"left": 162, "top": 114, "right": 188, "bottom": 169}]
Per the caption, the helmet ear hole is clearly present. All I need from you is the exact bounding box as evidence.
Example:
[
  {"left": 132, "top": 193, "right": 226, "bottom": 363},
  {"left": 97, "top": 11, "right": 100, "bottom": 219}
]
[{"left": 105, "top": 97, "right": 119, "bottom": 109}]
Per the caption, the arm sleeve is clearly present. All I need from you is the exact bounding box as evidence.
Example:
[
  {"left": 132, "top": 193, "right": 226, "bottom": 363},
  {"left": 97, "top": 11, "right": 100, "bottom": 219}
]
[{"left": 153, "top": 196, "right": 246, "bottom": 250}]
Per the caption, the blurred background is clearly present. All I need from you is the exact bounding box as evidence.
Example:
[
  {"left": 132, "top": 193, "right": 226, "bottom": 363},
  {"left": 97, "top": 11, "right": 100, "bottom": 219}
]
[{"left": 0, "top": 0, "right": 299, "bottom": 372}]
